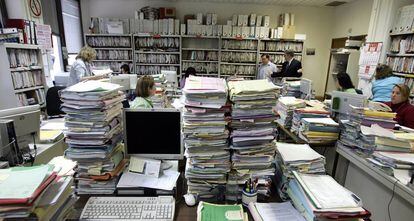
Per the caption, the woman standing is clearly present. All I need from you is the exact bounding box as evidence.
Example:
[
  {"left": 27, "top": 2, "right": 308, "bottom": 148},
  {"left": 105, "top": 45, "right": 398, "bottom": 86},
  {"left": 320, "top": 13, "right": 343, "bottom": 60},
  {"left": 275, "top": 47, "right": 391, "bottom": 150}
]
[{"left": 67, "top": 46, "right": 105, "bottom": 87}]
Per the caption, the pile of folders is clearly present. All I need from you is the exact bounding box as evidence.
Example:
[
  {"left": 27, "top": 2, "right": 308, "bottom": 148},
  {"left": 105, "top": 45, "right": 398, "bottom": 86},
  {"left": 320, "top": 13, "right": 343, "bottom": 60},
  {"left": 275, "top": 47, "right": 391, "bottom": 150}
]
[{"left": 61, "top": 81, "right": 127, "bottom": 195}]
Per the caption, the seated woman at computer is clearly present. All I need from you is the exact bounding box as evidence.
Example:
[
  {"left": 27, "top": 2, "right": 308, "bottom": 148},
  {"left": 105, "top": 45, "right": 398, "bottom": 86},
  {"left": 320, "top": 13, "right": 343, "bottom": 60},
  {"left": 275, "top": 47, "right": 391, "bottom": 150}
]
[
  {"left": 384, "top": 84, "right": 414, "bottom": 129},
  {"left": 130, "top": 75, "right": 155, "bottom": 109},
  {"left": 335, "top": 72, "right": 357, "bottom": 94},
  {"left": 180, "top": 67, "right": 196, "bottom": 89},
  {"left": 67, "top": 46, "right": 107, "bottom": 87},
  {"left": 120, "top": 64, "right": 131, "bottom": 74},
  {"left": 371, "top": 64, "right": 403, "bottom": 102}
]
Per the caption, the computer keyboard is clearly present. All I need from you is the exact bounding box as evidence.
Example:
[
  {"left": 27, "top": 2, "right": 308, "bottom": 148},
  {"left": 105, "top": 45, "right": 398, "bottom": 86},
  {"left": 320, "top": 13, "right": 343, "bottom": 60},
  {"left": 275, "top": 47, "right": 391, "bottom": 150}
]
[{"left": 80, "top": 196, "right": 175, "bottom": 221}]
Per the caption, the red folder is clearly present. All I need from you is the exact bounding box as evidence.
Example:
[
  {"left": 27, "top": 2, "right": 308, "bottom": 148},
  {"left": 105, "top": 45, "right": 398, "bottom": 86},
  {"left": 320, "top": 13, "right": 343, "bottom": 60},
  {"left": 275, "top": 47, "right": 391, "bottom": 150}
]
[{"left": 0, "top": 172, "right": 57, "bottom": 206}]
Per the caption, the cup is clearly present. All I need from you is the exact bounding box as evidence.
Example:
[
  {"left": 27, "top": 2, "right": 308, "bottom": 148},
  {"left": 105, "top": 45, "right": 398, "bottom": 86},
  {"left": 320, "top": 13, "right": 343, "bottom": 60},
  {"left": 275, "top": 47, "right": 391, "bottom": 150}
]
[{"left": 242, "top": 189, "right": 257, "bottom": 206}]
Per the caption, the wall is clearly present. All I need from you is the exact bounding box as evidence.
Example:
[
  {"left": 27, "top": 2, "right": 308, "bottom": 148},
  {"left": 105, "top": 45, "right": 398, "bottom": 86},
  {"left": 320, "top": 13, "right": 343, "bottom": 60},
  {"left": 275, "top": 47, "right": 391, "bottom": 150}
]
[
  {"left": 80, "top": 0, "right": 336, "bottom": 96},
  {"left": 331, "top": 0, "right": 373, "bottom": 39}
]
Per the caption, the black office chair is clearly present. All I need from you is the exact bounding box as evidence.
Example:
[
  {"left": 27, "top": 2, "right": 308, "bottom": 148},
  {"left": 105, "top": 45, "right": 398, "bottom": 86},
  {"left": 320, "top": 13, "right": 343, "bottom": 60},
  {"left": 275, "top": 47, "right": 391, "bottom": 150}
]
[
  {"left": 355, "top": 89, "right": 363, "bottom": 94},
  {"left": 46, "top": 86, "right": 66, "bottom": 117}
]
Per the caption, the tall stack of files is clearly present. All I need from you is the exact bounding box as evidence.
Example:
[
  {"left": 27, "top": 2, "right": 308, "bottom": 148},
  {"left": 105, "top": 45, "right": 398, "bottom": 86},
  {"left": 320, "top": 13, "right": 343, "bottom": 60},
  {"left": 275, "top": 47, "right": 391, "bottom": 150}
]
[
  {"left": 152, "top": 73, "right": 168, "bottom": 108},
  {"left": 181, "top": 76, "right": 230, "bottom": 202},
  {"left": 275, "top": 97, "right": 306, "bottom": 129},
  {"left": 287, "top": 172, "right": 371, "bottom": 221},
  {"left": 349, "top": 106, "right": 397, "bottom": 129},
  {"left": 60, "top": 81, "right": 127, "bottom": 195},
  {"left": 0, "top": 165, "right": 75, "bottom": 220},
  {"left": 227, "top": 80, "right": 281, "bottom": 200},
  {"left": 274, "top": 142, "right": 326, "bottom": 200},
  {"left": 281, "top": 80, "right": 301, "bottom": 98},
  {"left": 291, "top": 107, "right": 330, "bottom": 135},
  {"left": 298, "top": 118, "right": 339, "bottom": 144},
  {"left": 337, "top": 122, "right": 376, "bottom": 156},
  {"left": 369, "top": 151, "right": 414, "bottom": 176}
]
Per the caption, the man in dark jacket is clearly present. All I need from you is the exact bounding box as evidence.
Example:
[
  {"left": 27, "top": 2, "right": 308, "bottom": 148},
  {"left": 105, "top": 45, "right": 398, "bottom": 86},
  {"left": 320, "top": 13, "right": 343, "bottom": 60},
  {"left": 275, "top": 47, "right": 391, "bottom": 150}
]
[{"left": 271, "top": 50, "right": 302, "bottom": 78}]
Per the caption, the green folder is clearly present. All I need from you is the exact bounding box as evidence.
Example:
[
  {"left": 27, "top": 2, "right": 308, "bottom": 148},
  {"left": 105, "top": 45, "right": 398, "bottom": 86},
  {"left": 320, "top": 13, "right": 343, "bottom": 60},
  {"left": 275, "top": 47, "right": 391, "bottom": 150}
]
[{"left": 197, "top": 201, "right": 247, "bottom": 221}]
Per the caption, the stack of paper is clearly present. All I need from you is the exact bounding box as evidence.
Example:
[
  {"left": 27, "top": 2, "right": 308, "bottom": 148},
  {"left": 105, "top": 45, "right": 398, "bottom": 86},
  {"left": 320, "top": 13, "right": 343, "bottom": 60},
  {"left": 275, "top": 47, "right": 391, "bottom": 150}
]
[
  {"left": 275, "top": 97, "right": 306, "bottom": 128},
  {"left": 60, "top": 81, "right": 126, "bottom": 195},
  {"left": 274, "top": 142, "right": 325, "bottom": 199},
  {"left": 151, "top": 73, "right": 168, "bottom": 108},
  {"left": 248, "top": 202, "right": 306, "bottom": 221},
  {"left": 350, "top": 107, "right": 397, "bottom": 129},
  {"left": 182, "top": 76, "right": 230, "bottom": 201},
  {"left": 0, "top": 165, "right": 75, "bottom": 220},
  {"left": 298, "top": 118, "right": 339, "bottom": 143},
  {"left": 371, "top": 151, "right": 414, "bottom": 170},
  {"left": 287, "top": 172, "right": 371, "bottom": 221},
  {"left": 291, "top": 106, "right": 330, "bottom": 134},
  {"left": 338, "top": 121, "right": 376, "bottom": 155},
  {"left": 227, "top": 80, "right": 281, "bottom": 200},
  {"left": 281, "top": 80, "right": 301, "bottom": 98}
]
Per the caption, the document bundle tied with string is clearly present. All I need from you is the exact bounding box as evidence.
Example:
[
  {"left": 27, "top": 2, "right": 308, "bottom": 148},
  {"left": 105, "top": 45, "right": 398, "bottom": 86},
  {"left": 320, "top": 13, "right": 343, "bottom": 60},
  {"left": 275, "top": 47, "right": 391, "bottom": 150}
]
[
  {"left": 181, "top": 76, "right": 231, "bottom": 201},
  {"left": 227, "top": 79, "right": 281, "bottom": 201},
  {"left": 61, "top": 81, "right": 127, "bottom": 195}
]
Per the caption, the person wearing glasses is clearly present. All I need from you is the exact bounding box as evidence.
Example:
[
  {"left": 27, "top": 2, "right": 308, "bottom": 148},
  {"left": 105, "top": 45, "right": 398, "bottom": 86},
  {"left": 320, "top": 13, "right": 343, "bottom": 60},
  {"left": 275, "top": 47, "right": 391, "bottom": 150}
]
[{"left": 130, "top": 75, "right": 156, "bottom": 109}]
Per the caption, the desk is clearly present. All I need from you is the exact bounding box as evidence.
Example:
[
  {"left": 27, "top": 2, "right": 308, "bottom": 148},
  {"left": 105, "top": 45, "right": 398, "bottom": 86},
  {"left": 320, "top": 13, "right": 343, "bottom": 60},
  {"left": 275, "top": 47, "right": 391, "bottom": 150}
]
[{"left": 337, "top": 146, "right": 414, "bottom": 221}]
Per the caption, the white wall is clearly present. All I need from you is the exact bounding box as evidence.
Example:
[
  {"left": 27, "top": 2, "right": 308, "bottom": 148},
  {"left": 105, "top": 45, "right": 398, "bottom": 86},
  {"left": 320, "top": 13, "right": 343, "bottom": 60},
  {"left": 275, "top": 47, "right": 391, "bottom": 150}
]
[
  {"left": 331, "top": 0, "right": 373, "bottom": 39},
  {"left": 80, "top": 0, "right": 338, "bottom": 96}
]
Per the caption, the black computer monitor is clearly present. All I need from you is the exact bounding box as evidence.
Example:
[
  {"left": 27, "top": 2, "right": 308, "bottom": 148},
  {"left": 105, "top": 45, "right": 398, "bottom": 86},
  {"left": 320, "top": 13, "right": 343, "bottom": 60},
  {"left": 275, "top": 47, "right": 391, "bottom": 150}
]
[{"left": 123, "top": 108, "right": 183, "bottom": 160}]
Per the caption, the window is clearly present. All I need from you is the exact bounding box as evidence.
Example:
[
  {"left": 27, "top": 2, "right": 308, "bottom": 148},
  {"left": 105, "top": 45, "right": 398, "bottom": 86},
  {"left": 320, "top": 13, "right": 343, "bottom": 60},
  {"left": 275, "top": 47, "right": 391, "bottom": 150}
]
[{"left": 61, "top": 0, "right": 83, "bottom": 65}]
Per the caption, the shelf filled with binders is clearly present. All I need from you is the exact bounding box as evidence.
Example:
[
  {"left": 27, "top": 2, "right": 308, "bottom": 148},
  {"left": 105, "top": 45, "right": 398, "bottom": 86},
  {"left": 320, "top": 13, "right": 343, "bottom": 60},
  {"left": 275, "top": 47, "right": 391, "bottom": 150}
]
[
  {"left": 92, "top": 61, "right": 134, "bottom": 74},
  {"left": 134, "top": 34, "right": 181, "bottom": 75},
  {"left": 386, "top": 56, "right": 414, "bottom": 75},
  {"left": 85, "top": 34, "right": 132, "bottom": 48},
  {"left": 220, "top": 38, "right": 259, "bottom": 77},
  {"left": 389, "top": 34, "right": 414, "bottom": 54},
  {"left": 4, "top": 44, "right": 48, "bottom": 107}
]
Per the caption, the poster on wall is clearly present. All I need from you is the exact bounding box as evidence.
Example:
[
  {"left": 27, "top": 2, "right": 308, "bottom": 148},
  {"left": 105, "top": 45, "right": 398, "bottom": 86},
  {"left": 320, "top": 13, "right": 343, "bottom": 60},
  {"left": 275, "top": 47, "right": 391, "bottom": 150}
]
[{"left": 357, "top": 42, "right": 383, "bottom": 98}]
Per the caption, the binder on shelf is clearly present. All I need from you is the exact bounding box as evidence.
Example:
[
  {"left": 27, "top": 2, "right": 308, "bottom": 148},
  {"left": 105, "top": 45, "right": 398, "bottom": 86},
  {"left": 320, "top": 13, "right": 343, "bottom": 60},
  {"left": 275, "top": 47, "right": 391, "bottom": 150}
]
[
  {"left": 174, "top": 19, "right": 180, "bottom": 35},
  {"left": 181, "top": 24, "right": 186, "bottom": 35},
  {"left": 153, "top": 20, "right": 159, "bottom": 34},
  {"left": 249, "top": 14, "right": 256, "bottom": 26},
  {"left": 5, "top": 19, "right": 32, "bottom": 44},
  {"left": 256, "top": 15, "right": 262, "bottom": 26},
  {"left": 232, "top": 14, "right": 238, "bottom": 26}
]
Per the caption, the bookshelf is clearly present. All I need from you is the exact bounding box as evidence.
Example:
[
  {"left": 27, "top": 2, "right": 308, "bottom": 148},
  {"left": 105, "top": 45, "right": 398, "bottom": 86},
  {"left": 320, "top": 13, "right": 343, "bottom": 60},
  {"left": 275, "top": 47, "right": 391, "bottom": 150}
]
[
  {"left": 386, "top": 32, "right": 414, "bottom": 96},
  {"left": 259, "top": 39, "right": 304, "bottom": 68},
  {"left": 181, "top": 35, "right": 219, "bottom": 77},
  {"left": 133, "top": 34, "right": 181, "bottom": 75},
  {"left": 85, "top": 34, "right": 133, "bottom": 74},
  {"left": 0, "top": 43, "right": 47, "bottom": 107},
  {"left": 220, "top": 37, "right": 259, "bottom": 79}
]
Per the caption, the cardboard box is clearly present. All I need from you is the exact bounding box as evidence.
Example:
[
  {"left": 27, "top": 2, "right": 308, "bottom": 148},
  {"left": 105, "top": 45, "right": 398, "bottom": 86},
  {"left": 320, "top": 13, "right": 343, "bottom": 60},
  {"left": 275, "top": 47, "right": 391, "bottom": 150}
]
[
  {"left": 181, "top": 24, "right": 186, "bottom": 35},
  {"left": 232, "top": 15, "right": 238, "bottom": 26},
  {"left": 263, "top": 16, "right": 270, "bottom": 27},
  {"left": 249, "top": 14, "right": 256, "bottom": 26},
  {"left": 238, "top": 15, "right": 243, "bottom": 26},
  {"left": 196, "top": 13, "right": 203, "bottom": 25},
  {"left": 282, "top": 25, "right": 295, "bottom": 39},
  {"left": 212, "top": 14, "right": 218, "bottom": 25},
  {"left": 256, "top": 16, "right": 262, "bottom": 26}
]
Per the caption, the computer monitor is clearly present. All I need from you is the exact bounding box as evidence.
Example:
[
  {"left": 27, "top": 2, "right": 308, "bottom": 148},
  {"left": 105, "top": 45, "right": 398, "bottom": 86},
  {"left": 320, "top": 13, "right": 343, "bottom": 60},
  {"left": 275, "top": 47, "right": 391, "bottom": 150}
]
[
  {"left": 300, "top": 78, "right": 313, "bottom": 100},
  {"left": 123, "top": 108, "right": 183, "bottom": 160},
  {"left": 110, "top": 75, "right": 130, "bottom": 90},
  {"left": 331, "top": 91, "right": 367, "bottom": 115},
  {"left": 161, "top": 70, "right": 178, "bottom": 88},
  {"left": 0, "top": 105, "right": 41, "bottom": 151}
]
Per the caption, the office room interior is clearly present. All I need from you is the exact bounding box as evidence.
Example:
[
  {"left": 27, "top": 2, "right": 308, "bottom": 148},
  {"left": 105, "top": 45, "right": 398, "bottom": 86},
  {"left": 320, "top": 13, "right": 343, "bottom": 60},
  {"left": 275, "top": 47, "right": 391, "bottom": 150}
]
[{"left": 0, "top": 0, "right": 414, "bottom": 220}]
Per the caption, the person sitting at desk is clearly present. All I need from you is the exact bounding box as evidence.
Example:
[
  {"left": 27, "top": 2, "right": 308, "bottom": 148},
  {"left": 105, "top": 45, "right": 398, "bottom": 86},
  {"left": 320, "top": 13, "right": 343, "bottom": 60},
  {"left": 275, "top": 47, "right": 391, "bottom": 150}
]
[
  {"left": 335, "top": 72, "right": 358, "bottom": 94},
  {"left": 257, "top": 54, "right": 278, "bottom": 82},
  {"left": 271, "top": 50, "right": 302, "bottom": 78},
  {"left": 130, "top": 75, "right": 156, "bottom": 109},
  {"left": 67, "top": 46, "right": 106, "bottom": 87},
  {"left": 180, "top": 67, "right": 196, "bottom": 89},
  {"left": 385, "top": 84, "right": 414, "bottom": 129},
  {"left": 120, "top": 64, "right": 131, "bottom": 74},
  {"left": 372, "top": 64, "right": 403, "bottom": 102}
]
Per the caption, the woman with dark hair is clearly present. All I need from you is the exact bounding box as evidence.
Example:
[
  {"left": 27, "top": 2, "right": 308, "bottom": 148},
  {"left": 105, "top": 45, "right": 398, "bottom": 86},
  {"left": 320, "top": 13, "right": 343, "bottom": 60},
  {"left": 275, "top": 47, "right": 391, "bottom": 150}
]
[
  {"left": 372, "top": 64, "right": 403, "bottom": 102},
  {"left": 385, "top": 84, "right": 414, "bottom": 129},
  {"left": 335, "top": 72, "right": 357, "bottom": 94},
  {"left": 180, "top": 67, "right": 196, "bottom": 89},
  {"left": 120, "top": 64, "right": 131, "bottom": 74}
]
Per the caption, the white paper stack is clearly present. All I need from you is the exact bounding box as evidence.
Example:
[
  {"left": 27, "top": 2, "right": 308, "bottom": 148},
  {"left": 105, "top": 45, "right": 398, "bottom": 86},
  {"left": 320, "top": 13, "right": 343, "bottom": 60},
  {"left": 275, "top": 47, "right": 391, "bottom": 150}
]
[
  {"left": 151, "top": 73, "right": 168, "bottom": 108},
  {"left": 227, "top": 80, "right": 281, "bottom": 200},
  {"left": 182, "top": 76, "right": 230, "bottom": 201},
  {"left": 61, "top": 81, "right": 127, "bottom": 195},
  {"left": 275, "top": 97, "right": 306, "bottom": 129}
]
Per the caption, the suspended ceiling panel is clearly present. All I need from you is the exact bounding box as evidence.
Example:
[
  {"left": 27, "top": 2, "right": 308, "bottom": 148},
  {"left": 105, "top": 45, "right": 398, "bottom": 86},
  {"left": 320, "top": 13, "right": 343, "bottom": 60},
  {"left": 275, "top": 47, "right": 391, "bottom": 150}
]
[{"left": 170, "top": 0, "right": 357, "bottom": 7}]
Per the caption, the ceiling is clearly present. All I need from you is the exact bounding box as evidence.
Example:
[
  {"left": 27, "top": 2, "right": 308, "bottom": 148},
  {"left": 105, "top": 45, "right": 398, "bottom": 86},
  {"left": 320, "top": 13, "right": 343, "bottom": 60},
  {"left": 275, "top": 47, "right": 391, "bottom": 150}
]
[{"left": 171, "top": 0, "right": 357, "bottom": 7}]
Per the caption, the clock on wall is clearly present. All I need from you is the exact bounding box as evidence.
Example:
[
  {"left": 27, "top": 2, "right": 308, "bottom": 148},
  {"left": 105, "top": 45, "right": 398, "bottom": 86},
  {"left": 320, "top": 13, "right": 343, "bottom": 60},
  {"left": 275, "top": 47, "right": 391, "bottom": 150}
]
[{"left": 29, "top": 0, "right": 42, "bottom": 17}]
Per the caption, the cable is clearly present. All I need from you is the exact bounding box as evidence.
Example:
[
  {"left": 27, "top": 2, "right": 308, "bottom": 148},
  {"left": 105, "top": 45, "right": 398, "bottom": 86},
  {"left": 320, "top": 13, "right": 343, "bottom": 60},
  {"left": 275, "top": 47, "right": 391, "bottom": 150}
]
[
  {"left": 388, "top": 180, "right": 398, "bottom": 221},
  {"left": 31, "top": 133, "right": 37, "bottom": 166}
]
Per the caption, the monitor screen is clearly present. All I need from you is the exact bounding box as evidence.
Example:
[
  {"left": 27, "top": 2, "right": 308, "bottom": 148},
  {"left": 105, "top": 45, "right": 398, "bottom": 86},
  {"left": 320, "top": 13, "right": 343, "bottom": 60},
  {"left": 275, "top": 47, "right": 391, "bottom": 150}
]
[{"left": 123, "top": 108, "right": 183, "bottom": 160}]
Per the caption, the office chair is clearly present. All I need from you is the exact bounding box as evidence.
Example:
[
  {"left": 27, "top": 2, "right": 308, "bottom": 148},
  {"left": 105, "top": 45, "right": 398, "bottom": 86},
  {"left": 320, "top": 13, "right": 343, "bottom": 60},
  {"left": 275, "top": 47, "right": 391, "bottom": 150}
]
[
  {"left": 355, "top": 89, "right": 363, "bottom": 94},
  {"left": 46, "top": 86, "right": 66, "bottom": 117}
]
